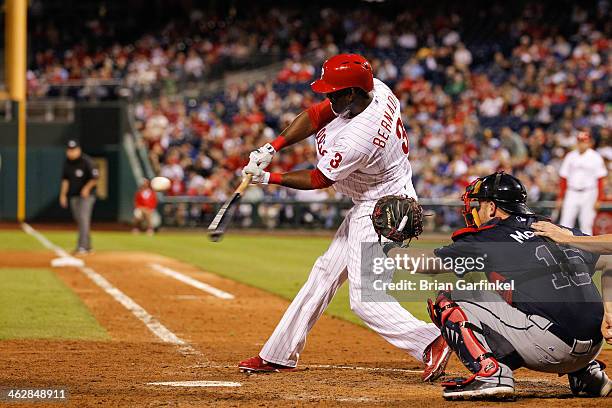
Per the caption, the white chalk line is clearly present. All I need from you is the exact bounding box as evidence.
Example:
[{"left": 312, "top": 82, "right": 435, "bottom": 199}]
[
  {"left": 22, "top": 223, "right": 192, "bottom": 350},
  {"left": 173, "top": 295, "right": 202, "bottom": 300},
  {"left": 21, "top": 225, "right": 424, "bottom": 380},
  {"left": 22, "top": 223, "right": 71, "bottom": 258},
  {"left": 307, "top": 364, "right": 423, "bottom": 373},
  {"left": 149, "top": 263, "right": 234, "bottom": 300},
  {"left": 284, "top": 395, "right": 375, "bottom": 403},
  {"left": 199, "top": 362, "right": 422, "bottom": 374},
  {"left": 147, "top": 381, "right": 241, "bottom": 387},
  {"left": 79, "top": 266, "right": 186, "bottom": 345}
]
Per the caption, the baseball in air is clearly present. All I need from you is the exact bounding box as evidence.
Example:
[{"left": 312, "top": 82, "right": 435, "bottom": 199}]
[{"left": 151, "top": 176, "right": 171, "bottom": 192}]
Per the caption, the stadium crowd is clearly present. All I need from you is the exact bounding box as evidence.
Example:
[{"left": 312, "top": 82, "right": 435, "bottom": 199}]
[
  {"left": 128, "top": 2, "right": 611, "bottom": 228},
  {"left": 27, "top": 2, "right": 307, "bottom": 99},
  {"left": 27, "top": 0, "right": 611, "bottom": 228}
]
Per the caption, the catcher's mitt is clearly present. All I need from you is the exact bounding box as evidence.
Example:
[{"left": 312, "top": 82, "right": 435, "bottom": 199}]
[{"left": 371, "top": 196, "right": 424, "bottom": 243}]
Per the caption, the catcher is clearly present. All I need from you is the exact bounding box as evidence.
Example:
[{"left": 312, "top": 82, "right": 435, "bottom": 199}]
[{"left": 374, "top": 172, "right": 612, "bottom": 400}]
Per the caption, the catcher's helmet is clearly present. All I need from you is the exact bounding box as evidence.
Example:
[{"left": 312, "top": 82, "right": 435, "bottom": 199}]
[
  {"left": 311, "top": 54, "right": 374, "bottom": 94},
  {"left": 461, "top": 172, "right": 534, "bottom": 227}
]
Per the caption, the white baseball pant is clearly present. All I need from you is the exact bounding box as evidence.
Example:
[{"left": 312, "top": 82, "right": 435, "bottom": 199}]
[
  {"left": 259, "top": 201, "right": 440, "bottom": 367},
  {"left": 560, "top": 189, "right": 599, "bottom": 235}
]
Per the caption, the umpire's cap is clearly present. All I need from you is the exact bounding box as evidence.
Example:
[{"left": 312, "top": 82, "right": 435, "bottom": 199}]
[
  {"left": 465, "top": 172, "right": 534, "bottom": 215},
  {"left": 66, "top": 139, "right": 80, "bottom": 149}
]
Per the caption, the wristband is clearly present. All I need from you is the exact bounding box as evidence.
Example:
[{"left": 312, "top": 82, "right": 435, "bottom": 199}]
[
  {"left": 270, "top": 136, "right": 287, "bottom": 151},
  {"left": 267, "top": 172, "right": 282, "bottom": 185}
]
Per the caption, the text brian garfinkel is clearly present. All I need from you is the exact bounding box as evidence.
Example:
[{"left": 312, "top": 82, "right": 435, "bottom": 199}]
[{"left": 373, "top": 279, "right": 515, "bottom": 292}]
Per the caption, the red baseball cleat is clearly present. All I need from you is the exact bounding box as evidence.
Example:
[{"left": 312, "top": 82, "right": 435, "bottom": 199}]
[
  {"left": 238, "top": 356, "right": 295, "bottom": 373},
  {"left": 422, "top": 336, "right": 452, "bottom": 382}
]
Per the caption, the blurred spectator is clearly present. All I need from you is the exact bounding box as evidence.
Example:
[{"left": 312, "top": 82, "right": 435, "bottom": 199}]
[{"left": 38, "top": 0, "right": 610, "bottom": 230}]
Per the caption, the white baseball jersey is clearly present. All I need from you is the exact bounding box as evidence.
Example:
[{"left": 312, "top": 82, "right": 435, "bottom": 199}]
[
  {"left": 259, "top": 78, "right": 438, "bottom": 368},
  {"left": 559, "top": 148, "right": 608, "bottom": 235},
  {"left": 314, "top": 78, "right": 415, "bottom": 202},
  {"left": 559, "top": 148, "right": 608, "bottom": 190}
]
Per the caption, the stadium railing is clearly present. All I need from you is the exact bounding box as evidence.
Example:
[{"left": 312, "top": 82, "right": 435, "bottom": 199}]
[
  {"left": 26, "top": 99, "right": 75, "bottom": 122},
  {"left": 157, "top": 197, "right": 612, "bottom": 232}
]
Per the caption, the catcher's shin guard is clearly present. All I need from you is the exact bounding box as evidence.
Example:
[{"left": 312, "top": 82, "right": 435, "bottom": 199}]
[{"left": 428, "top": 292, "right": 499, "bottom": 386}]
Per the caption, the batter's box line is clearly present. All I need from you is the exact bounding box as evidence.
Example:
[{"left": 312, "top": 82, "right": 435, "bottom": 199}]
[
  {"left": 22, "top": 223, "right": 210, "bottom": 366},
  {"left": 307, "top": 364, "right": 423, "bottom": 373},
  {"left": 149, "top": 263, "right": 234, "bottom": 300},
  {"left": 284, "top": 394, "right": 376, "bottom": 403},
  {"left": 196, "top": 363, "right": 422, "bottom": 374}
]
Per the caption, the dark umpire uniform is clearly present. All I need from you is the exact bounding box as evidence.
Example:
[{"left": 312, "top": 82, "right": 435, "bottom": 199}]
[
  {"left": 412, "top": 173, "right": 611, "bottom": 400},
  {"left": 60, "top": 139, "right": 98, "bottom": 254}
]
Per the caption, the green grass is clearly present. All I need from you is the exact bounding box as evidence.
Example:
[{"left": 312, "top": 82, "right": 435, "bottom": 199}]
[
  {"left": 10, "top": 229, "right": 443, "bottom": 324},
  {"left": 0, "top": 267, "right": 109, "bottom": 340},
  {"left": 0, "top": 230, "right": 44, "bottom": 250},
  {"left": 47, "top": 231, "right": 372, "bottom": 324},
  {"left": 3, "top": 228, "right": 609, "bottom": 349}
]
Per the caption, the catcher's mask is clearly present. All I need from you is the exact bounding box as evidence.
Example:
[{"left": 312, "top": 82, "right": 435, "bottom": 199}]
[{"left": 461, "top": 172, "right": 534, "bottom": 227}]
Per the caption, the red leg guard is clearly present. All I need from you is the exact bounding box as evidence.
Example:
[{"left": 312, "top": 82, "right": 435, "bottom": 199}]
[
  {"left": 431, "top": 292, "right": 499, "bottom": 383},
  {"left": 427, "top": 298, "right": 441, "bottom": 328}
]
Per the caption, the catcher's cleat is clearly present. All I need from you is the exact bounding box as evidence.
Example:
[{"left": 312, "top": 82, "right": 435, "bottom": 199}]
[
  {"left": 238, "top": 356, "right": 295, "bottom": 373},
  {"left": 569, "top": 360, "right": 612, "bottom": 397},
  {"left": 422, "top": 335, "right": 452, "bottom": 382},
  {"left": 442, "top": 378, "right": 515, "bottom": 401}
]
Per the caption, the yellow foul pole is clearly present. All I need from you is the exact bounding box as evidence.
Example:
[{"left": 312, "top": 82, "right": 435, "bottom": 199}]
[{"left": 6, "top": 0, "right": 27, "bottom": 221}]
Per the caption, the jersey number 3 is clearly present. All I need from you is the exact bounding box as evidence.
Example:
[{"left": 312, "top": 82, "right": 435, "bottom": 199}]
[
  {"left": 329, "top": 152, "right": 342, "bottom": 169},
  {"left": 395, "top": 117, "right": 409, "bottom": 155}
]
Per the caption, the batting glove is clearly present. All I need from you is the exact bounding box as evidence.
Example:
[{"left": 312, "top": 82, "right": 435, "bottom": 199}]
[
  {"left": 242, "top": 164, "right": 270, "bottom": 184},
  {"left": 247, "top": 143, "right": 276, "bottom": 170}
]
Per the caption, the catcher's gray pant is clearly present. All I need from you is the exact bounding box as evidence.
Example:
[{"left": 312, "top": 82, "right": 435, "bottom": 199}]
[
  {"left": 259, "top": 201, "right": 440, "bottom": 367},
  {"left": 453, "top": 290, "right": 602, "bottom": 385},
  {"left": 70, "top": 195, "right": 95, "bottom": 251}
]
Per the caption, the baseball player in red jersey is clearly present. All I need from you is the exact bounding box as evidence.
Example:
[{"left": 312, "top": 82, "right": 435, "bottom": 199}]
[
  {"left": 238, "top": 54, "right": 450, "bottom": 380},
  {"left": 557, "top": 131, "right": 608, "bottom": 235},
  {"left": 133, "top": 178, "right": 158, "bottom": 235}
]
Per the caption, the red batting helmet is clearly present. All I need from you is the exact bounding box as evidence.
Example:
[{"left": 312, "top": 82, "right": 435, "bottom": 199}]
[{"left": 311, "top": 54, "right": 374, "bottom": 94}]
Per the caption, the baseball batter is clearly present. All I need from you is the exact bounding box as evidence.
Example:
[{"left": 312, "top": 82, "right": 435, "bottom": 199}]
[
  {"left": 385, "top": 172, "right": 612, "bottom": 400},
  {"left": 238, "top": 54, "right": 450, "bottom": 380},
  {"left": 558, "top": 131, "right": 608, "bottom": 235}
]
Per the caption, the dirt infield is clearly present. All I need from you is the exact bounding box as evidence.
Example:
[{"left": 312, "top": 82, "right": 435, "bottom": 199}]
[{"left": 0, "top": 249, "right": 609, "bottom": 407}]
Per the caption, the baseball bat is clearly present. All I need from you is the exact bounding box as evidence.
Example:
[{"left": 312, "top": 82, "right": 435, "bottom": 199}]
[{"left": 207, "top": 174, "right": 252, "bottom": 242}]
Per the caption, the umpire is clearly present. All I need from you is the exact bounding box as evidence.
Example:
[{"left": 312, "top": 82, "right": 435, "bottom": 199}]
[{"left": 59, "top": 139, "right": 99, "bottom": 254}]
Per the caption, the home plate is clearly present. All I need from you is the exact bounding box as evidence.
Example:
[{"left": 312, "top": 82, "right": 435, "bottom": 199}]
[{"left": 147, "top": 381, "right": 241, "bottom": 387}]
